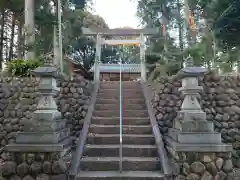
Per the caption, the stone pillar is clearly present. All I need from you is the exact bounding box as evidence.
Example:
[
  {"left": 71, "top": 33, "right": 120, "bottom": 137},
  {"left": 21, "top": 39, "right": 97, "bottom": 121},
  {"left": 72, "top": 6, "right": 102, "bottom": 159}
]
[
  {"left": 166, "top": 56, "right": 233, "bottom": 179},
  {"left": 94, "top": 34, "right": 102, "bottom": 82},
  {"left": 140, "top": 34, "right": 146, "bottom": 81},
  {"left": 3, "top": 63, "right": 71, "bottom": 179}
]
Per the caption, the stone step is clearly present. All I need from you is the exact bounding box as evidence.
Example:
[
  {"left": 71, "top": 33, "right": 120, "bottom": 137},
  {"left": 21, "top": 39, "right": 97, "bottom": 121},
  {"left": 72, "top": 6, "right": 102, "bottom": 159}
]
[
  {"left": 100, "top": 83, "right": 141, "bottom": 88},
  {"left": 100, "top": 86, "right": 141, "bottom": 90},
  {"left": 87, "top": 134, "right": 155, "bottom": 145},
  {"left": 83, "top": 145, "right": 157, "bottom": 157},
  {"left": 96, "top": 98, "right": 145, "bottom": 104},
  {"left": 99, "top": 89, "right": 142, "bottom": 92},
  {"left": 76, "top": 171, "right": 165, "bottom": 180},
  {"left": 80, "top": 157, "right": 161, "bottom": 171},
  {"left": 95, "top": 104, "right": 147, "bottom": 111},
  {"left": 101, "top": 81, "right": 140, "bottom": 84},
  {"left": 97, "top": 93, "right": 143, "bottom": 99},
  {"left": 89, "top": 125, "right": 152, "bottom": 134},
  {"left": 97, "top": 96, "right": 144, "bottom": 100},
  {"left": 98, "top": 89, "right": 142, "bottom": 93},
  {"left": 91, "top": 117, "right": 150, "bottom": 125},
  {"left": 98, "top": 87, "right": 143, "bottom": 95},
  {"left": 93, "top": 110, "right": 148, "bottom": 117}
]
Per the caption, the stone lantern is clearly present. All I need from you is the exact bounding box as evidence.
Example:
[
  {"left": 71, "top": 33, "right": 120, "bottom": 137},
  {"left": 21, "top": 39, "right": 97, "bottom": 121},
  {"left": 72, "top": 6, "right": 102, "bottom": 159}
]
[
  {"left": 6, "top": 59, "right": 71, "bottom": 154},
  {"left": 167, "top": 55, "right": 232, "bottom": 151}
]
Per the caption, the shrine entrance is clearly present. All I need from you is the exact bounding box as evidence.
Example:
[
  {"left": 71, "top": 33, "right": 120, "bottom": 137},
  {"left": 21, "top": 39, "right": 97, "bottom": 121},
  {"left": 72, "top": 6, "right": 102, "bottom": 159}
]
[
  {"left": 93, "top": 64, "right": 143, "bottom": 81},
  {"left": 82, "top": 27, "right": 158, "bottom": 81}
]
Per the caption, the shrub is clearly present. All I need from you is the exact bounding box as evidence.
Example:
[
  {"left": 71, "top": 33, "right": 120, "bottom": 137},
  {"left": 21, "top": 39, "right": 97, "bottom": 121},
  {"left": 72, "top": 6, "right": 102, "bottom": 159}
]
[{"left": 6, "top": 59, "right": 43, "bottom": 76}]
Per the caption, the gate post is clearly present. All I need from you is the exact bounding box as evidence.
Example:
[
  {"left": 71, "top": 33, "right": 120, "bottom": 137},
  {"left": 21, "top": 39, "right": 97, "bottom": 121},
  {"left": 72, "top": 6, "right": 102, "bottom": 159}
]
[
  {"left": 94, "top": 34, "right": 102, "bottom": 81},
  {"left": 140, "top": 34, "right": 146, "bottom": 81}
]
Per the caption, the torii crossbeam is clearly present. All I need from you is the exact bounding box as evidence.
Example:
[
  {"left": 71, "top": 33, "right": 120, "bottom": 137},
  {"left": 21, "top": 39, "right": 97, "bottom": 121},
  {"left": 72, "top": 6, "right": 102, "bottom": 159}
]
[{"left": 82, "top": 27, "right": 159, "bottom": 36}]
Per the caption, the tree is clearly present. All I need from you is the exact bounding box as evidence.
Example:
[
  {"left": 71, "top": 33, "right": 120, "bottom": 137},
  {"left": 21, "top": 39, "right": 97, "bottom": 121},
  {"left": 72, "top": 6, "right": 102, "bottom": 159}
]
[
  {"left": 0, "top": 0, "right": 25, "bottom": 67},
  {"left": 72, "top": 0, "right": 87, "bottom": 9},
  {"left": 192, "top": 0, "right": 240, "bottom": 72},
  {"left": 136, "top": 0, "right": 240, "bottom": 76},
  {"left": 0, "top": 0, "right": 58, "bottom": 63},
  {"left": 67, "top": 10, "right": 114, "bottom": 69},
  {"left": 106, "top": 26, "right": 142, "bottom": 64},
  {"left": 136, "top": 0, "right": 183, "bottom": 79},
  {"left": 0, "top": 0, "right": 98, "bottom": 67},
  {"left": 214, "top": 0, "right": 240, "bottom": 48}
]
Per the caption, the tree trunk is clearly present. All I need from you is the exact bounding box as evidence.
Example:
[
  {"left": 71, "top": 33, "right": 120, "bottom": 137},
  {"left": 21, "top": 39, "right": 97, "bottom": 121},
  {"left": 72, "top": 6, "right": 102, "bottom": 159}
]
[
  {"left": 24, "top": 0, "right": 35, "bottom": 60},
  {"left": 183, "top": 0, "right": 191, "bottom": 45},
  {"left": 8, "top": 13, "right": 16, "bottom": 61},
  {"left": 212, "top": 34, "right": 217, "bottom": 69},
  {"left": 177, "top": 0, "right": 184, "bottom": 67},
  {"left": 17, "top": 19, "right": 24, "bottom": 59},
  {"left": 0, "top": 10, "right": 6, "bottom": 69},
  {"left": 5, "top": 29, "right": 8, "bottom": 61}
]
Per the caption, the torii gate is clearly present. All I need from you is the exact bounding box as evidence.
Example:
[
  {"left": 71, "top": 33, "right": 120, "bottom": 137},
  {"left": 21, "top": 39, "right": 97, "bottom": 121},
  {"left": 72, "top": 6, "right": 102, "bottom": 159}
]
[{"left": 82, "top": 27, "right": 159, "bottom": 81}]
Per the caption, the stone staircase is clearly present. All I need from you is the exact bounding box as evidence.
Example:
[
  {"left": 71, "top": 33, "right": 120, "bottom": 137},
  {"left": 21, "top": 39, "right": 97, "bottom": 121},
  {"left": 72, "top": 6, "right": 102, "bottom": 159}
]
[{"left": 76, "top": 81, "right": 165, "bottom": 179}]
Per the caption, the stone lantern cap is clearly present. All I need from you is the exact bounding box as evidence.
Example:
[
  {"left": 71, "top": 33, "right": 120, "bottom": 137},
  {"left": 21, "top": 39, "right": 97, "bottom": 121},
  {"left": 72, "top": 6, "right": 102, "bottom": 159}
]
[
  {"left": 176, "top": 55, "right": 208, "bottom": 79},
  {"left": 178, "top": 67, "right": 208, "bottom": 78},
  {"left": 31, "top": 66, "right": 62, "bottom": 79}
]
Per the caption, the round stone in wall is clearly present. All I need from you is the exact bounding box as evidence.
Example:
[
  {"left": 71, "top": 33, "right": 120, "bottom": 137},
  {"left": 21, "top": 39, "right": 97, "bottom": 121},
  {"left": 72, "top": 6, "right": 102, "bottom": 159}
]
[{"left": 191, "top": 161, "right": 206, "bottom": 175}]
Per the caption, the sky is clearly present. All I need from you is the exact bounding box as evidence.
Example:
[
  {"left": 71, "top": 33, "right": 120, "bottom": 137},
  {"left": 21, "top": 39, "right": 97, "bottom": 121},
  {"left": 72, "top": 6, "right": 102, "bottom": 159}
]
[{"left": 92, "top": 0, "right": 140, "bottom": 29}]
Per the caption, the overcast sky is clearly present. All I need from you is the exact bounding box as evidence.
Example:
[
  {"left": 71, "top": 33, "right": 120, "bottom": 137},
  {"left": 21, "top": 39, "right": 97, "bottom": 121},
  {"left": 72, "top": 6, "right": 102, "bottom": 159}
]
[{"left": 92, "top": 0, "right": 140, "bottom": 28}]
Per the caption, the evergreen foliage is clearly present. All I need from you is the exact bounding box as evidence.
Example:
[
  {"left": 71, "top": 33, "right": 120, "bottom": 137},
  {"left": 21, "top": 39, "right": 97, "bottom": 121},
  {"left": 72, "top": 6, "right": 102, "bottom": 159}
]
[{"left": 214, "top": 0, "right": 240, "bottom": 47}]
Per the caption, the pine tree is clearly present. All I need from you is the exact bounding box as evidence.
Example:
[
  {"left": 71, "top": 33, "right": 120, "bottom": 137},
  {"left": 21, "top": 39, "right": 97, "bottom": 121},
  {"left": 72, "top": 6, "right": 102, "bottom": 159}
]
[{"left": 214, "top": 0, "right": 240, "bottom": 47}]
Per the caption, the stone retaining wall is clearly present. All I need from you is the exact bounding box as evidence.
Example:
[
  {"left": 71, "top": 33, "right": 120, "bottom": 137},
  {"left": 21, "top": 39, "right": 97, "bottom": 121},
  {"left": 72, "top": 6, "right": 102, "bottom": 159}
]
[
  {"left": 168, "top": 151, "right": 234, "bottom": 180},
  {"left": 1, "top": 152, "right": 68, "bottom": 180},
  {"left": 151, "top": 71, "right": 240, "bottom": 168},
  {"left": 0, "top": 74, "right": 92, "bottom": 167}
]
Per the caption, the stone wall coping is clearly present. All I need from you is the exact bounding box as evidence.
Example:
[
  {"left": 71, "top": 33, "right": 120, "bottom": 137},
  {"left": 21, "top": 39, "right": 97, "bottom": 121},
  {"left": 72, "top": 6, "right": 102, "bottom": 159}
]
[
  {"left": 141, "top": 81, "right": 176, "bottom": 176},
  {"left": 69, "top": 81, "right": 100, "bottom": 178},
  {"left": 165, "top": 137, "right": 233, "bottom": 152}
]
